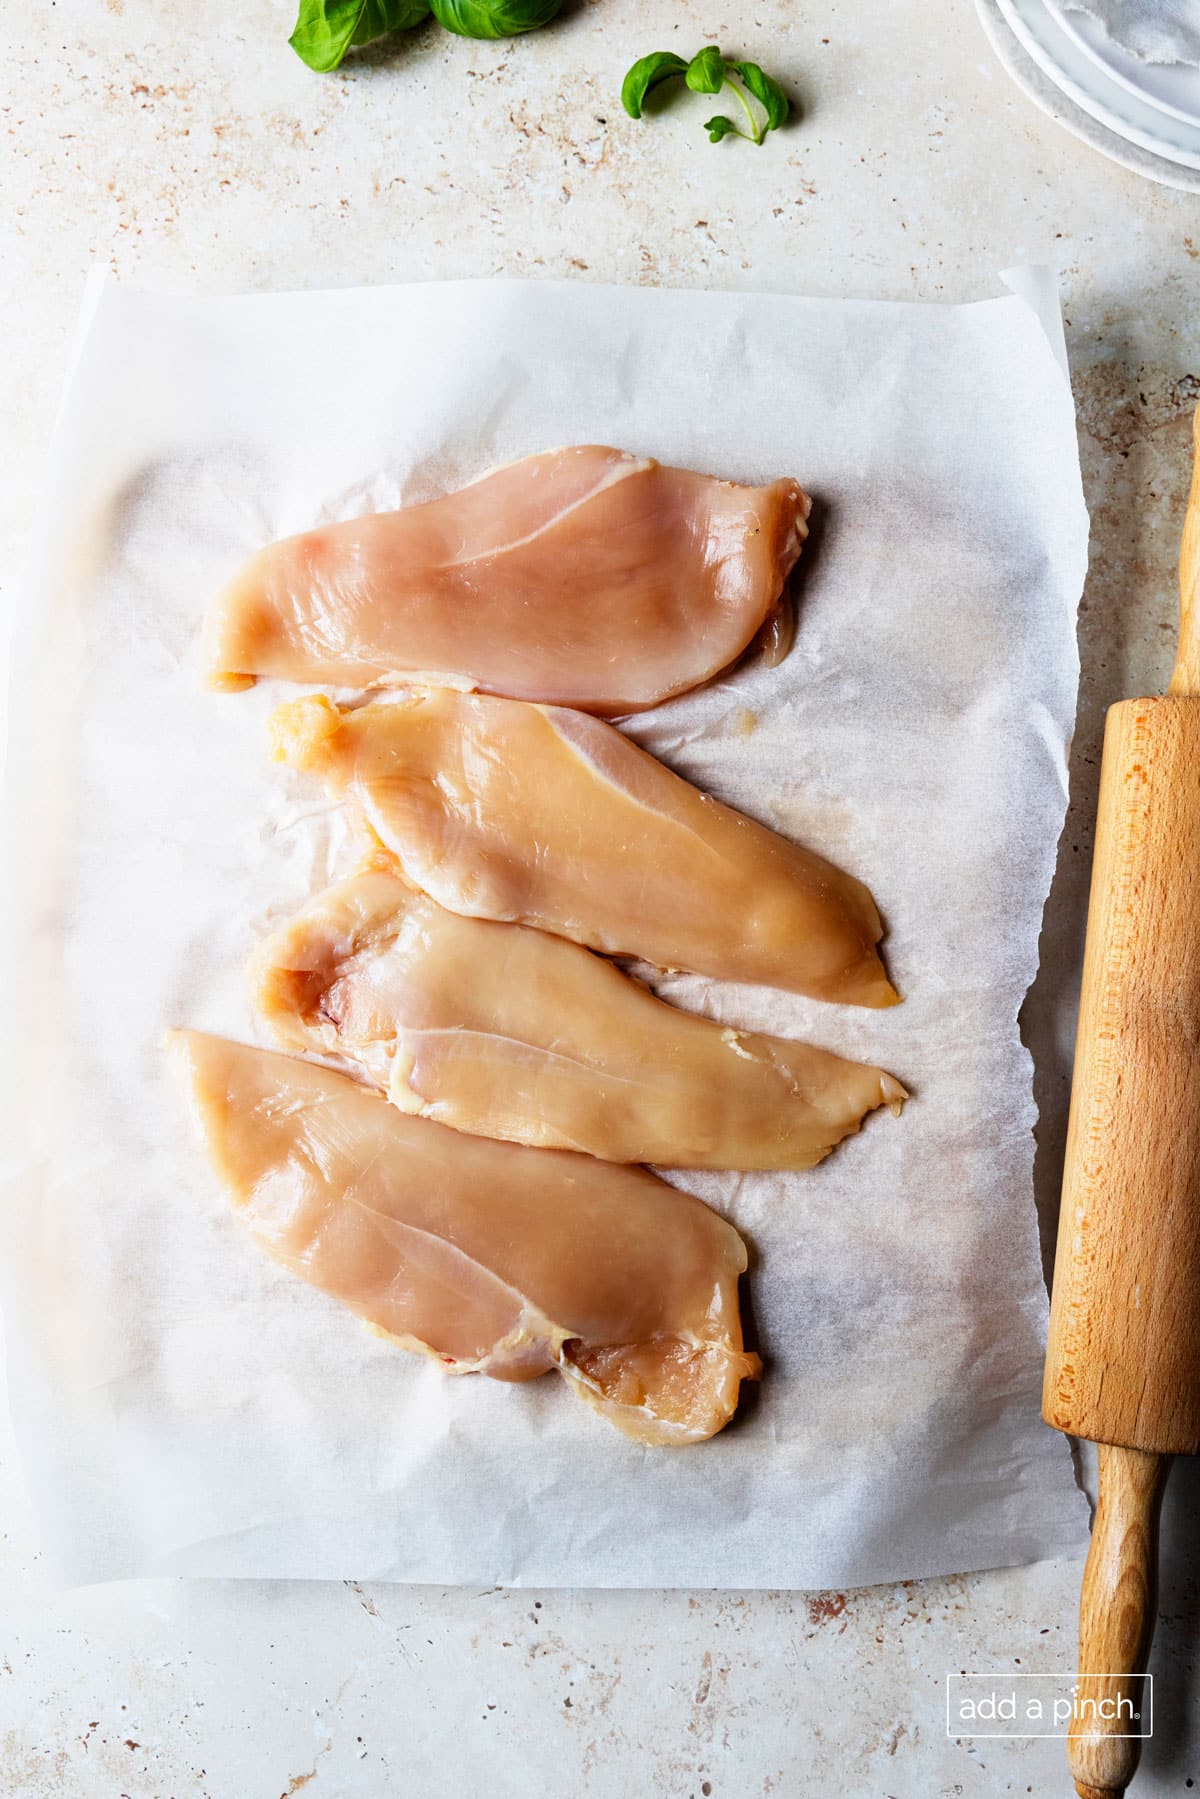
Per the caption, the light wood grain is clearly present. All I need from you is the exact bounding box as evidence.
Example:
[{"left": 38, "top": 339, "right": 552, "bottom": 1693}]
[
  {"left": 1043, "top": 399, "right": 1200, "bottom": 1797},
  {"left": 1043, "top": 696, "right": 1200, "bottom": 1452},
  {"left": 1068, "top": 1446, "right": 1167, "bottom": 1799},
  {"left": 1168, "top": 400, "right": 1200, "bottom": 696}
]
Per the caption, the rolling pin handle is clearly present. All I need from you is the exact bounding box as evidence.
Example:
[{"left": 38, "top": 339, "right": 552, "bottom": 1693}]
[
  {"left": 1048, "top": 402, "right": 1200, "bottom": 1797},
  {"left": 1169, "top": 399, "right": 1200, "bottom": 696},
  {"left": 1068, "top": 1444, "right": 1169, "bottom": 1799}
]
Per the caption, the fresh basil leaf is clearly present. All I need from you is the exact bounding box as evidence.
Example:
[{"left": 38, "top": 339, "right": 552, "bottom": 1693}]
[
  {"left": 353, "top": 0, "right": 431, "bottom": 43},
  {"left": 290, "top": 0, "right": 368, "bottom": 70},
  {"left": 704, "top": 114, "right": 740, "bottom": 142},
  {"left": 733, "top": 59, "right": 789, "bottom": 131},
  {"left": 685, "top": 45, "right": 726, "bottom": 95},
  {"left": 290, "top": 0, "right": 430, "bottom": 71},
  {"left": 621, "top": 51, "right": 688, "bottom": 119},
  {"left": 430, "top": 0, "right": 563, "bottom": 37}
]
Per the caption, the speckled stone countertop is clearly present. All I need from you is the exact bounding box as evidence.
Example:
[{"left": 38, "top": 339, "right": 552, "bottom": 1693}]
[{"left": 1, "top": 3, "right": 1199, "bottom": 1795}]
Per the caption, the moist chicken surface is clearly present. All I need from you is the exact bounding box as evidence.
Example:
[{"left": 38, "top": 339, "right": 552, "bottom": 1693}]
[
  {"left": 251, "top": 866, "right": 906, "bottom": 1167},
  {"left": 174, "top": 1029, "right": 760, "bottom": 1445},
  {"left": 205, "top": 446, "right": 810, "bottom": 714},
  {"left": 269, "top": 688, "right": 898, "bottom": 1008}
]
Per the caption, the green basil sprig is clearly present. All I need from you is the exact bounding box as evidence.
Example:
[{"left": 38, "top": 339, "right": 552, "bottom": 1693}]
[
  {"left": 290, "top": 0, "right": 561, "bottom": 68},
  {"left": 290, "top": 0, "right": 431, "bottom": 72},
  {"left": 620, "top": 51, "right": 688, "bottom": 118},
  {"left": 685, "top": 45, "right": 725, "bottom": 95},
  {"left": 430, "top": 0, "right": 564, "bottom": 36},
  {"left": 622, "top": 46, "right": 789, "bottom": 145}
]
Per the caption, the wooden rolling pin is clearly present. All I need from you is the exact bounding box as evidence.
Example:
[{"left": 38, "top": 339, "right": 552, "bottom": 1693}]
[{"left": 1043, "top": 400, "right": 1200, "bottom": 1798}]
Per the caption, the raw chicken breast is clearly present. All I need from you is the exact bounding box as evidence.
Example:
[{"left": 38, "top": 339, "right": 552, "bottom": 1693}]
[
  {"left": 251, "top": 867, "right": 907, "bottom": 1167},
  {"left": 269, "top": 689, "right": 898, "bottom": 1008},
  {"left": 205, "top": 446, "right": 810, "bottom": 713},
  {"left": 173, "top": 1030, "right": 759, "bottom": 1445}
]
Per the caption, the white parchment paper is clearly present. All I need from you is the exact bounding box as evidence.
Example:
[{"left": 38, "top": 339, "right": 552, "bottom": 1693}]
[{"left": 0, "top": 273, "right": 1091, "bottom": 1588}]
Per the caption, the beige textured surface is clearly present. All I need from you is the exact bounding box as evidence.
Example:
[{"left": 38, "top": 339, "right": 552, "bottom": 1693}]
[{"left": 1, "top": 0, "right": 1199, "bottom": 1793}]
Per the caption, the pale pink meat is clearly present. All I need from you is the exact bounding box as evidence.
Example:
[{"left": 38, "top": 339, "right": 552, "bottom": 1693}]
[
  {"left": 269, "top": 688, "right": 899, "bottom": 1008},
  {"left": 205, "top": 446, "right": 810, "bottom": 714},
  {"left": 174, "top": 1030, "right": 759, "bottom": 1445},
  {"left": 250, "top": 866, "right": 906, "bottom": 1167}
]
